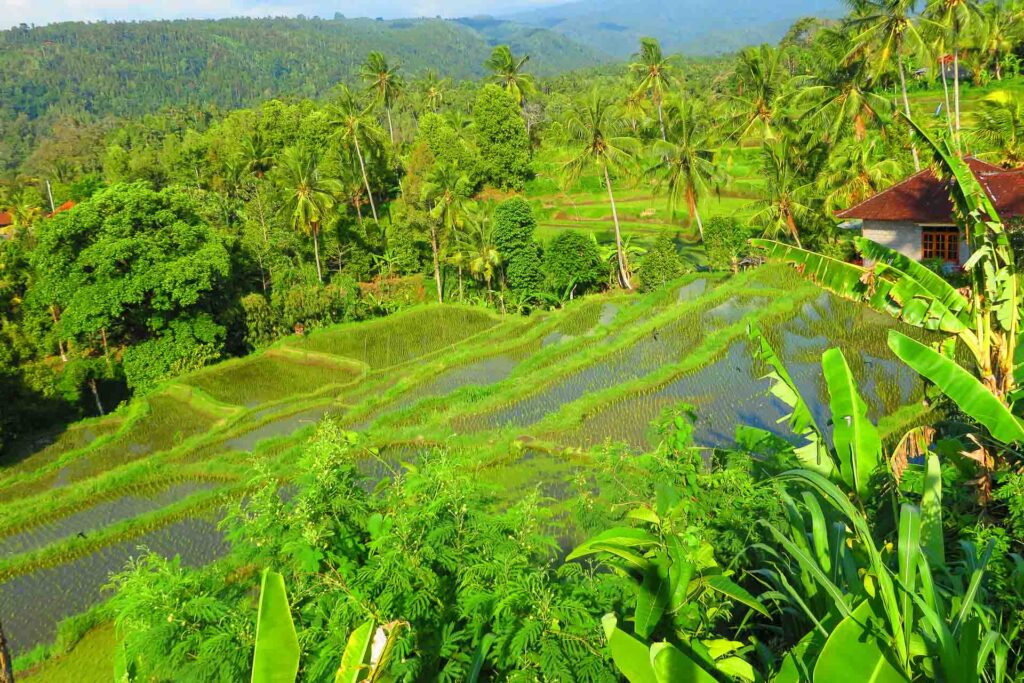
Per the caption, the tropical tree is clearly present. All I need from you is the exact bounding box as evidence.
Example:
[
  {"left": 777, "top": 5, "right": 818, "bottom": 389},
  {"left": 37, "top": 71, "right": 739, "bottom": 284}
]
[
  {"left": 419, "top": 70, "right": 451, "bottom": 113},
  {"left": 976, "top": 1, "right": 1020, "bottom": 80},
  {"left": 421, "top": 162, "right": 473, "bottom": 303},
  {"left": 241, "top": 132, "right": 275, "bottom": 178},
  {"left": 459, "top": 204, "right": 502, "bottom": 302},
  {"left": 562, "top": 94, "right": 639, "bottom": 290},
  {"left": 729, "top": 43, "right": 788, "bottom": 141},
  {"left": 622, "top": 91, "right": 651, "bottom": 134},
  {"left": 848, "top": 0, "right": 927, "bottom": 169},
  {"left": 818, "top": 137, "right": 903, "bottom": 211},
  {"left": 328, "top": 86, "right": 386, "bottom": 226},
  {"left": 276, "top": 147, "right": 341, "bottom": 283},
  {"left": 650, "top": 100, "right": 720, "bottom": 240},
  {"left": 925, "top": 0, "right": 983, "bottom": 137},
  {"left": 484, "top": 45, "right": 535, "bottom": 107},
  {"left": 360, "top": 51, "right": 404, "bottom": 145},
  {"left": 629, "top": 37, "right": 675, "bottom": 140},
  {"left": 750, "top": 140, "right": 820, "bottom": 247},
  {"left": 971, "top": 89, "right": 1024, "bottom": 165}
]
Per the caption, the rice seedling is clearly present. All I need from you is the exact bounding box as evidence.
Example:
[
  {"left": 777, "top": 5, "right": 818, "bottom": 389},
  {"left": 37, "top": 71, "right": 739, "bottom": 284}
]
[
  {"left": 0, "top": 514, "right": 227, "bottom": 656},
  {"left": 223, "top": 403, "right": 341, "bottom": 453},
  {"left": 0, "top": 420, "right": 123, "bottom": 483},
  {"left": 0, "top": 479, "right": 219, "bottom": 557},
  {"left": 186, "top": 350, "right": 363, "bottom": 407},
  {"left": 291, "top": 305, "right": 498, "bottom": 369}
]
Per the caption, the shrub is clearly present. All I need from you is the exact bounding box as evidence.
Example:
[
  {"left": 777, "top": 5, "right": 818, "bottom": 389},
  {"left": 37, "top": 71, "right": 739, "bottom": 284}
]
[
  {"left": 417, "top": 113, "right": 482, "bottom": 188},
  {"left": 703, "top": 216, "right": 750, "bottom": 272},
  {"left": 493, "top": 197, "right": 544, "bottom": 295},
  {"left": 122, "top": 315, "right": 224, "bottom": 392},
  {"left": 638, "top": 235, "right": 685, "bottom": 291},
  {"left": 473, "top": 85, "right": 531, "bottom": 190},
  {"left": 241, "top": 293, "right": 277, "bottom": 350},
  {"left": 543, "top": 231, "right": 604, "bottom": 295}
]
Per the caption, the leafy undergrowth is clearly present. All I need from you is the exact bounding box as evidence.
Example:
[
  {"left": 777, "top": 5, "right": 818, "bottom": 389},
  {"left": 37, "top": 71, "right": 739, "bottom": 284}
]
[{"left": 0, "top": 267, "right": 941, "bottom": 665}]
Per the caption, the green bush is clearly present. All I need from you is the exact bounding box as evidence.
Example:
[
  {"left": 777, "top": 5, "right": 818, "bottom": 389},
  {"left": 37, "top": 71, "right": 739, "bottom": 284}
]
[
  {"left": 638, "top": 236, "right": 685, "bottom": 291},
  {"left": 703, "top": 216, "right": 750, "bottom": 272},
  {"left": 121, "top": 315, "right": 224, "bottom": 392},
  {"left": 473, "top": 85, "right": 531, "bottom": 191},
  {"left": 542, "top": 231, "right": 604, "bottom": 295},
  {"left": 493, "top": 197, "right": 544, "bottom": 295},
  {"left": 241, "top": 293, "right": 277, "bottom": 350}
]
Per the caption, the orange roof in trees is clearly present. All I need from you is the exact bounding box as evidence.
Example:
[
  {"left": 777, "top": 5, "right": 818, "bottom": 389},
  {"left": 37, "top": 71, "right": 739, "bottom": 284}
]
[{"left": 836, "top": 157, "right": 1024, "bottom": 223}]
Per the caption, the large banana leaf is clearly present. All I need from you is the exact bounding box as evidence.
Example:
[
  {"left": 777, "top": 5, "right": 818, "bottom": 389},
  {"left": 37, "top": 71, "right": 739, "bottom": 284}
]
[
  {"left": 812, "top": 599, "right": 909, "bottom": 683},
  {"left": 920, "top": 453, "right": 944, "bottom": 563},
  {"left": 749, "top": 324, "right": 832, "bottom": 475},
  {"left": 821, "top": 348, "right": 882, "bottom": 500},
  {"left": 252, "top": 569, "right": 301, "bottom": 683},
  {"left": 888, "top": 331, "right": 1024, "bottom": 444},
  {"left": 335, "top": 622, "right": 374, "bottom": 683},
  {"left": 602, "top": 614, "right": 658, "bottom": 683},
  {"left": 650, "top": 642, "right": 718, "bottom": 683},
  {"left": 749, "top": 239, "right": 869, "bottom": 302}
]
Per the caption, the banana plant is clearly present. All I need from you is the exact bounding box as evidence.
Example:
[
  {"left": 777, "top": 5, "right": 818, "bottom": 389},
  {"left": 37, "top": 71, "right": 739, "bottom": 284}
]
[
  {"left": 751, "top": 115, "right": 1024, "bottom": 429},
  {"left": 250, "top": 569, "right": 405, "bottom": 683},
  {"left": 568, "top": 486, "right": 768, "bottom": 682}
]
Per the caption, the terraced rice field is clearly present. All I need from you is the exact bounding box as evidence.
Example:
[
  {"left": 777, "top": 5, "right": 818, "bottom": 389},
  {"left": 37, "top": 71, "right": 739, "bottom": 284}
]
[{"left": 0, "top": 270, "right": 942, "bottom": 666}]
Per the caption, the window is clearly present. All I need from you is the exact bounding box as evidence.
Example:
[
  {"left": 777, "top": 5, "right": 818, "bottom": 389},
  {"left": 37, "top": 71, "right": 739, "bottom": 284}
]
[{"left": 922, "top": 226, "right": 960, "bottom": 263}]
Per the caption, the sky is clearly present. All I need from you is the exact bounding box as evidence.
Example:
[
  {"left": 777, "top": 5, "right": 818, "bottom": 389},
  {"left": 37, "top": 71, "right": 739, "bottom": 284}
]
[{"left": 0, "top": 0, "right": 563, "bottom": 29}]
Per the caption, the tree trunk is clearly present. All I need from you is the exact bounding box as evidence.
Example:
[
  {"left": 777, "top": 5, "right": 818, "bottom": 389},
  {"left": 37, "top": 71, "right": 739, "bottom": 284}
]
[
  {"left": 657, "top": 97, "right": 666, "bottom": 142},
  {"left": 353, "top": 137, "right": 380, "bottom": 225},
  {"left": 898, "top": 61, "right": 922, "bottom": 172},
  {"left": 89, "top": 378, "right": 104, "bottom": 416},
  {"left": 458, "top": 266, "right": 464, "bottom": 302},
  {"left": 0, "top": 617, "right": 13, "bottom": 683},
  {"left": 430, "top": 225, "right": 443, "bottom": 304},
  {"left": 386, "top": 107, "right": 395, "bottom": 146},
  {"left": 953, "top": 40, "right": 962, "bottom": 136},
  {"left": 687, "top": 187, "right": 704, "bottom": 241},
  {"left": 312, "top": 224, "right": 323, "bottom": 283},
  {"left": 786, "top": 212, "right": 802, "bottom": 248},
  {"left": 101, "top": 327, "right": 111, "bottom": 370},
  {"left": 50, "top": 305, "right": 67, "bottom": 362},
  {"left": 603, "top": 165, "right": 632, "bottom": 290},
  {"left": 940, "top": 60, "right": 955, "bottom": 139}
]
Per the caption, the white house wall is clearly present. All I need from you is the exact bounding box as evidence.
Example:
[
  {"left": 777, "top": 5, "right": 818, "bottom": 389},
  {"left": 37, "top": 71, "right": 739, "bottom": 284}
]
[{"left": 861, "top": 220, "right": 970, "bottom": 265}]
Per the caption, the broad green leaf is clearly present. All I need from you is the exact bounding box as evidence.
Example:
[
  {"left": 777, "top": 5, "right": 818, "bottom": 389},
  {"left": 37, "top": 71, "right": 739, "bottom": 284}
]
[
  {"left": 567, "top": 527, "right": 660, "bottom": 562},
  {"left": 252, "top": 569, "right": 300, "bottom": 683},
  {"left": 812, "top": 600, "right": 908, "bottom": 683},
  {"left": 822, "top": 347, "right": 882, "bottom": 499},
  {"left": 888, "top": 331, "right": 1024, "bottom": 444},
  {"left": 635, "top": 552, "right": 671, "bottom": 639},
  {"left": 649, "top": 642, "right": 717, "bottom": 683},
  {"left": 897, "top": 504, "right": 921, "bottom": 661},
  {"left": 602, "top": 614, "right": 658, "bottom": 683},
  {"left": 467, "top": 633, "right": 495, "bottom": 683},
  {"left": 702, "top": 574, "right": 769, "bottom": 617},
  {"left": 335, "top": 621, "right": 374, "bottom": 683},
  {"left": 919, "top": 453, "right": 944, "bottom": 563},
  {"left": 666, "top": 535, "right": 695, "bottom": 613}
]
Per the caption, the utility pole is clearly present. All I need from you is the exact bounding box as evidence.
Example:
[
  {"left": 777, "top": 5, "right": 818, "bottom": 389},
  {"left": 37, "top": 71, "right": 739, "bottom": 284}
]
[{"left": 0, "top": 617, "right": 14, "bottom": 683}]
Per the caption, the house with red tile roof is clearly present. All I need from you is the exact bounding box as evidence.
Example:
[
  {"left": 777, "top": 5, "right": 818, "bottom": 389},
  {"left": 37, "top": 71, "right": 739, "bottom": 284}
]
[{"left": 836, "top": 157, "right": 1024, "bottom": 266}]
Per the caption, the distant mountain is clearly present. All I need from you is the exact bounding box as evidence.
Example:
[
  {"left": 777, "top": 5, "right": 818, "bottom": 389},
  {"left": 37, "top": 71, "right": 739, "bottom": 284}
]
[
  {"left": 500, "top": 0, "right": 845, "bottom": 56},
  {"left": 0, "top": 16, "right": 606, "bottom": 124}
]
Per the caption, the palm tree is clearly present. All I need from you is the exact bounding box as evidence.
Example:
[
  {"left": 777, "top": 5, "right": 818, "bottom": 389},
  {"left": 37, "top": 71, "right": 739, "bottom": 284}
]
[
  {"left": 241, "top": 132, "right": 275, "bottom": 178},
  {"left": 360, "top": 51, "right": 404, "bottom": 145},
  {"left": 420, "top": 70, "right": 451, "bottom": 113},
  {"left": 729, "top": 43, "right": 788, "bottom": 142},
  {"left": 848, "top": 0, "right": 927, "bottom": 170},
  {"left": 485, "top": 45, "right": 536, "bottom": 107},
  {"left": 276, "top": 147, "right": 341, "bottom": 283},
  {"left": 751, "top": 141, "right": 820, "bottom": 247},
  {"left": 622, "top": 90, "right": 651, "bottom": 134},
  {"left": 971, "top": 90, "right": 1024, "bottom": 166},
  {"left": 818, "top": 137, "right": 904, "bottom": 212},
  {"left": 421, "top": 163, "right": 473, "bottom": 303},
  {"left": 650, "top": 100, "right": 720, "bottom": 240},
  {"left": 328, "top": 86, "right": 386, "bottom": 226},
  {"left": 629, "top": 37, "right": 676, "bottom": 140},
  {"left": 976, "top": 2, "right": 1020, "bottom": 80},
  {"left": 924, "top": 0, "right": 983, "bottom": 137},
  {"left": 459, "top": 203, "right": 502, "bottom": 302},
  {"left": 562, "top": 94, "right": 639, "bottom": 290}
]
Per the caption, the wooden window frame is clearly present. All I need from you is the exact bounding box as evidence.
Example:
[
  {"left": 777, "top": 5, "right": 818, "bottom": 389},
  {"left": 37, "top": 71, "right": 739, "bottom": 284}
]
[{"left": 921, "top": 225, "right": 960, "bottom": 264}]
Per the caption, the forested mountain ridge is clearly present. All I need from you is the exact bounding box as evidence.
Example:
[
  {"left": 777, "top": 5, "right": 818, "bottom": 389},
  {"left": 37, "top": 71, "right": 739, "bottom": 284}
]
[
  {"left": 501, "top": 0, "right": 844, "bottom": 56},
  {"left": 0, "top": 16, "right": 607, "bottom": 168}
]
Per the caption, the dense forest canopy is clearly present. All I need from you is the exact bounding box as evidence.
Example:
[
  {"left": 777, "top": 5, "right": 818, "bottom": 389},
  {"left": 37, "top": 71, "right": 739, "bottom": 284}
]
[{"left": 6, "top": 0, "right": 1024, "bottom": 680}]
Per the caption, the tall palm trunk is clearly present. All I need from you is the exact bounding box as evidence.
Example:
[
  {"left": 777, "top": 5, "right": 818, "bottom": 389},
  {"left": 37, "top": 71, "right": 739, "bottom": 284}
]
[
  {"left": 898, "top": 61, "right": 922, "bottom": 172},
  {"left": 953, "top": 35, "right": 962, "bottom": 136},
  {"left": 603, "top": 165, "right": 632, "bottom": 290},
  {"left": 686, "top": 187, "right": 704, "bottom": 241},
  {"left": 312, "top": 223, "right": 323, "bottom": 283},
  {"left": 657, "top": 95, "right": 666, "bottom": 142},
  {"left": 0, "top": 617, "right": 13, "bottom": 683},
  {"left": 353, "top": 136, "right": 380, "bottom": 225},
  {"left": 386, "top": 106, "right": 395, "bottom": 146},
  {"left": 785, "top": 212, "right": 803, "bottom": 248},
  {"left": 430, "top": 224, "right": 443, "bottom": 303},
  {"left": 940, "top": 60, "right": 955, "bottom": 139},
  {"left": 89, "top": 378, "right": 104, "bottom": 415}
]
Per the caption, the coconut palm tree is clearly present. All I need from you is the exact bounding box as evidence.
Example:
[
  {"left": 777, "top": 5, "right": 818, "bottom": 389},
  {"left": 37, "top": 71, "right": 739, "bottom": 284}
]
[
  {"left": 460, "top": 204, "right": 502, "bottom": 302},
  {"left": 629, "top": 37, "right": 676, "bottom": 140},
  {"left": 328, "top": 86, "right": 386, "bottom": 227},
  {"left": 622, "top": 90, "right": 652, "bottom": 134},
  {"left": 729, "top": 43, "right": 788, "bottom": 142},
  {"left": 420, "top": 70, "right": 451, "bottom": 113},
  {"left": 360, "top": 51, "right": 404, "bottom": 145},
  {"left": 562, "top": 93, "right": 639, "bottom": 290},
  {"left": 971, "top": 90, "right": 1024, "bottom": 165},
  {"left": 751, "top": 140, "right": 821, "bottom": 247},
  {"left": 421, "top": 163, "right": 473, "bottom": 303},
  {"left": 276, "top": 147, "right": 342, "bottom": 283},
  {"left": 848, "top": 0, "right": 927, "bottom": 170},
  {"left": 485, "top": 45, "right": 536, "bottom": 107},
  {"left": 241, "top": 132, "right": 275, "bottom": 178},
  {"left": 818, "top": 137, "right": 904, "bottom": 212},
  {"left": 650, "top": 100, "right": 720, "bottom": 240},
  {"left": 976, "top": 2, "right": 1020, "bottom": 80},
  {"left": 924, "top": 0, "right": 983, "bottom": 137}
]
